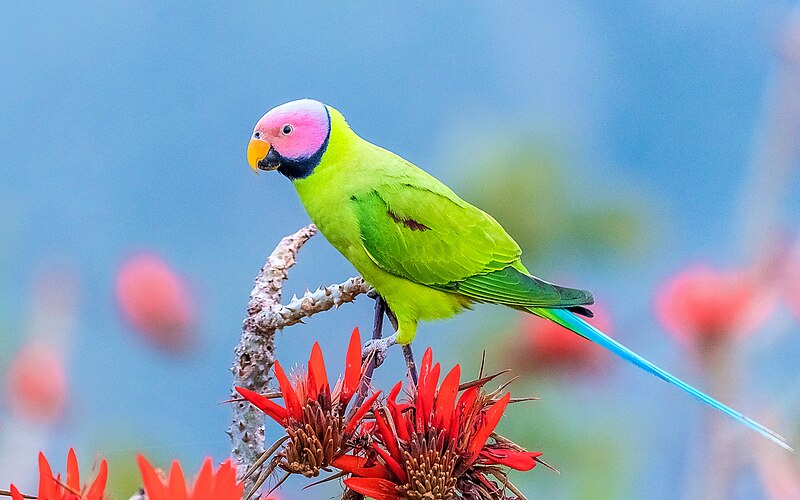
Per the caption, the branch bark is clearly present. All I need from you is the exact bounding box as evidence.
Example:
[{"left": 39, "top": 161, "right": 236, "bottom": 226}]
[{"left": 228, "top": 224, "right": 371, "bottom": 491}]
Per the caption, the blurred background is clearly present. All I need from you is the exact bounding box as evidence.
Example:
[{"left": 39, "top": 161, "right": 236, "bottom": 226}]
[{"left": 2, "top": 2, "right": 800, "bottom": 498}]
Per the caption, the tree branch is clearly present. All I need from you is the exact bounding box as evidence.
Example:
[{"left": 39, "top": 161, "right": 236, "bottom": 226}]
[
  {"left": 228, "top": 224, "right": 371, "bottom": 491},
  {"left": 256, "top": 277, "right": 370, "bottom": 330}
]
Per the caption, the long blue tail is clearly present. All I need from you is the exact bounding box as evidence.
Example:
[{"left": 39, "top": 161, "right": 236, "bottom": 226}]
[{"left": 533, "top": 307, "right": 792, "bottom": 451}]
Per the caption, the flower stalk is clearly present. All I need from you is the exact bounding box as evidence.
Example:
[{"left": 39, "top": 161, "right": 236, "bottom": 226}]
[{"left": 228, "top": 224, "right": 371, "bottom": 490}]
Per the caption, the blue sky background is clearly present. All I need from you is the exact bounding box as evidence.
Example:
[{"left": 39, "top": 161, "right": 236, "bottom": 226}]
[{"left": 2, "top": 2, "right": 799, "bottom": 498}]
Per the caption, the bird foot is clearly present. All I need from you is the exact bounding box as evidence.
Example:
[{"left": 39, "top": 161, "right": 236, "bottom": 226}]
[{"left": 363, "top": 333, "right": 398, "bottom": 367}]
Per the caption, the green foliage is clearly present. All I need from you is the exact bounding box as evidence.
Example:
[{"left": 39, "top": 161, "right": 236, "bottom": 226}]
[
  {"left": 500, "top": 381, "right": 631, "bottom": 500},
  {"left": 103, "top": 451, "right": 145, "bottom": 498},
  {"left": 450, "top": 139, "right": 653, "bottom": 265}
]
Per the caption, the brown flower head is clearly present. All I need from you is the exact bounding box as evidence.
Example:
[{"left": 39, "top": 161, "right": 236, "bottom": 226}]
[
  {"left": 236, "top": 328, "right": 380, "bottom": 486},
  {"left": 335, "top": 348, "right": 542, "bottom": 499}
]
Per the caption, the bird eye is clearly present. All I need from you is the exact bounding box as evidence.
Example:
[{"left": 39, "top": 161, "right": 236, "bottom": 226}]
[
  {"left": 253, "top": 131, "right": 261, "bottom": 139},
  {"left": 282, "top": 124, "right": 293, "bottom": 135}
]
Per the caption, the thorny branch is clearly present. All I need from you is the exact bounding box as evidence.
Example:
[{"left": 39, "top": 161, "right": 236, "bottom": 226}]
[{"left": 228, "top": 224, "right": 371, "bottom": 491}]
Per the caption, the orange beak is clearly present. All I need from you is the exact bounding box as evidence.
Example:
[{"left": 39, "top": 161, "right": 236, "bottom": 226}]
[{"left": 247, "top": 139, "right": 272, "bottom": 173}]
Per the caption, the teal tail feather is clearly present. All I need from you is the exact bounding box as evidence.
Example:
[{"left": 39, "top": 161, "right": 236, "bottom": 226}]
[{"left": 533, "top": 307, "right": 792, "bottom": 451}]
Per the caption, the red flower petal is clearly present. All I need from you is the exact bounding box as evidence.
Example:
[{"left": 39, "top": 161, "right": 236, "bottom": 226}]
[
  {"left": 344, "top": 390, "right": 382, "bottom": 436},
  {"left": 480, "top": 449, "right": 542, "bottom": 471},
  {"left": 167, "top": 461, "right": 189, "bottom": 500},
  {"left": 66, "top": 448, "right": 80, "bottom": 491},
  {"left": 332, "top": 455, "right": 393, "bottom": 479},
  {"left": 372, "top": 443, "right": 408, "bottom": 484},
  {"left": 467, "top": 393, "right": 511, "bottom": 463},
  {"left": 191, "top": 458, "right": 214, "bottom": 500},
  {"left": 138, "top": 456, "right": 242, "bottom": 500},
  {"left": 235, "top": 386, "right": 288, "bottom": 424},
  {"left": 307, "top": 365, "right": 318, "bottom": 401},
  {"left": 415, "top": 349, "right": 434, "bottom": 432},
  {"left": 37, "top": 452, "right": 55, "bottom": 500},
  {"left": 476, "top": 472, "right": 497, "bottom": 491},
  {"left": 451, "top": 386, "right": 478, "bottom": 435},
  {"left": 359, "top": 420, "right": 377, "bottom": 436},
  {"left": 341, "top": 327, "right": 362, "bottom": 406},
  {"left": 308, "top": 341, "right": 329, "bottom": 398},
  {"left": 9, "top": 484, "right": 23, "bottom": 500},
  {"left": 273, "top": 361, "right": 303, "bottom": 421},
  {"left": 374, "top": 410, "right": 402, "bottom": 465},
  {"left": 344, "top": 477, "right": 401, "bottom": 500},
  {"left": 209, "top": 460, "right": 244, "bottom": 500},
  {"left": 417, "top": 362, "right": 440, "bottom": 431},
  {"left": 137, "top": 455, "right": 168, "bottom": 500},
  {"left": 417, "top": 348, "right": 433, "bottom": 390},
  {"left": 86, "top": 460, "right": 108, "bottom": 499},
  {"left": 435, "top": 364, "right": 460, "bottom": 434},
  {"left": 387, "top": 382, "right": 410, "bottom": 442}
]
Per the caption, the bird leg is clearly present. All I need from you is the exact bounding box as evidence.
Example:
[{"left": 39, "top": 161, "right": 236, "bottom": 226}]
[
  {"left": 360, "top": 294, "right": 418, "bottom": 384},
  {"left": 382, "top": 306, "right": 419, "bottom": 384},
  {"left": 353, "top": 295, "right": 387, "bottom": 405},
  {"left": 362, "top": 294, "right": 395, "bottom": 368},
  {"left": 378, "top": 301, "right": 419, "bottom": 383},
  {"left": 371, "top": 294, "right": 387, "bottom": 341},
  {"left": 402, "top": 343, "right": 418, "bottom": 385}
]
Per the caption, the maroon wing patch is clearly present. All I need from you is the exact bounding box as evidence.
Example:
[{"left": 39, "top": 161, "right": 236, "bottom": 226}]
[{"left": 387, "top": 210, "right": 430, "bottom": 231}]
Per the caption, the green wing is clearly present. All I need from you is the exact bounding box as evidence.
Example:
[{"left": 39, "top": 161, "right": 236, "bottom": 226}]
[
  {"left": 351, "top": 181, "right": 593, "bottom": 309},
  {"left": 456, "top": 266, "right": 594, "bottom": 309}
]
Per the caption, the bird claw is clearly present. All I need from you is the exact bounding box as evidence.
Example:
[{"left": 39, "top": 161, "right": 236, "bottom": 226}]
[{"left": 362, "top": 334, "right": 398, "bottom": 367}]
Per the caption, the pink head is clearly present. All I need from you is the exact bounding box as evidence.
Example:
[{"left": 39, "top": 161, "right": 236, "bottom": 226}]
[{"left": 247, "top": 99, "right": 331, "bottom": 180}]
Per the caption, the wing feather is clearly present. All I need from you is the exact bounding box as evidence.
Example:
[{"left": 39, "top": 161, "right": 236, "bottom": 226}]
[
  {"left": 352, "top": 182, "right": 592, "bottom": 309},
  {"left": 353, "top": 184, "right": 520, "bottom": 285}
]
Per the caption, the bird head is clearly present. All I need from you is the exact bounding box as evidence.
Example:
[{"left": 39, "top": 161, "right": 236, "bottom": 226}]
[{"left": 247, "top": 99, "right": 331, "bottom": 180}]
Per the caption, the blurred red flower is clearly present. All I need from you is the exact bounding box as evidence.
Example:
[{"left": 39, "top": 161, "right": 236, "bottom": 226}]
[
  {"left": 137, "top": 456, "right": 243, "bottom": 500},
  {"left": 9, "top": 448, "right": 107, "bottom": 500},
  {"left": 5, "top": 341, "right": 68, "bottom": 422},
  {"left": 236, "top": 327, "right": 378, "bottom": 482},
  {"left": 783, "top": 250, "right": 800, "bottom": 320},
  {"left": 337, "top": 348, "right": 541, "bottom": 499},
  {"left": 655, "top": 265, "right": 775, "bottom": 345},
  {"left": 116, "top": 252, "right": 196, "bottom": 352},
  {"left": 513, "top": 304, "right": 612, "bottom": 373}
]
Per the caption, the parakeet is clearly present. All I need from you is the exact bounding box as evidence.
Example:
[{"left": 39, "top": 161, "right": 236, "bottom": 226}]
[{"left": 246, "top": 99, "right": 790, "bottom": 450}]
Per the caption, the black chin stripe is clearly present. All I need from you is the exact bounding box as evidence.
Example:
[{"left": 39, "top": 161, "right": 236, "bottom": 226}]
[
  {"left": 278, "top": 106, "right": 332, "bottom": 181},
  {"left": 276, "top": 156, "right": 316, "bottom": 180}
]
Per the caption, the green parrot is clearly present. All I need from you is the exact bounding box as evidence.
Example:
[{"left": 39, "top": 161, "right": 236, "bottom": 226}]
[{"left": 246, "top": 99, "right": 789, "bottom": 450}]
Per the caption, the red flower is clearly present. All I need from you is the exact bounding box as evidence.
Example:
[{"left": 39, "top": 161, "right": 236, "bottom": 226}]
[
  {"left": 5, "top": 341, "right": 68, "bottom": 422},
  {"left": 783, "top": 250, "right": 800, "bottom": 320},
  {"left": 116, "top": 252, "right": 196, "bottom": 352},
  {"left": 137, "top": 456, "right": 244, "bottom": 500},
  {"left": 236, "top": 327, "right": 380, "bottom": 480},
  {"left": 336, "top": 348, "right": 541, "bottom": 499},
  {"left": 655, "top": 265, "right": 775, "bottom": 345},
  {"left": 514, "top": 303, "right": 612, "bottom": 374},
  {"left": 9, "top": 449, "right": 107, "bottom": 500}
]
